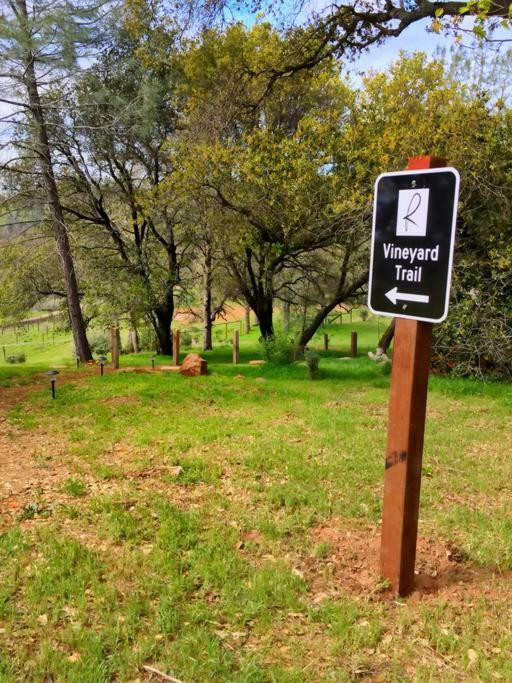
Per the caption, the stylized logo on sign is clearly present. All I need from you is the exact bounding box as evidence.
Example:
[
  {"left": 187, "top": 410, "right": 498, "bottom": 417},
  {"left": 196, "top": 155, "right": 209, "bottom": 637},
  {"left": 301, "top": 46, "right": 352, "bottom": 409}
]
[{"left": 396, "top": 188, "right": 429, "bottom": 236}]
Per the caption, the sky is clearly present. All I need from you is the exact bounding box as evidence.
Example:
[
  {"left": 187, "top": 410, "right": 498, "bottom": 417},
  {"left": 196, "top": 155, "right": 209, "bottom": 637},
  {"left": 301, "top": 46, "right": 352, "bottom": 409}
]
[
  {"left": 352, "top": 19, "right": 447, "bottom": 73},
  {"left": 1, "top": 4, "right": 510, "bottom": 166}
]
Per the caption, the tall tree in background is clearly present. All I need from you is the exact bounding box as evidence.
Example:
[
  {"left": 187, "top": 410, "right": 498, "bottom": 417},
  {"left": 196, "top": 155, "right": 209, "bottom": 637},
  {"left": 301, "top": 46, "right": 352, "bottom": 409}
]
[
  {"left": 0, "top": 0, "right": 109, "bottom": 359},
  {"left": 180, "top": 24, "right": 358, "bottom": 338},
  {"left": 50, "top": 24, "right": 192, "bottom": 355}
]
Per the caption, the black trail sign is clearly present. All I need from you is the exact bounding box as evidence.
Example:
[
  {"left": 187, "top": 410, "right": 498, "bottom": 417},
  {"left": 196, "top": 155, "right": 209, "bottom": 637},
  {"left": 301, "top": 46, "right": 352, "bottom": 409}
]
[{"left": 368, "top": 168, "right": 460, "bottom": 323}]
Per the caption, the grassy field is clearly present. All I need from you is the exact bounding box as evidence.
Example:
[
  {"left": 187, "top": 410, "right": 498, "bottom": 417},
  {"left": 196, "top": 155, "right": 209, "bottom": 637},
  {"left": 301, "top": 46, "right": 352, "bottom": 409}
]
[
  {"left": 0, "top": 329, "right": 511, "bottom": 681},
  {"left": 0, "top": 314, "right": 390, "bottom": 373}
]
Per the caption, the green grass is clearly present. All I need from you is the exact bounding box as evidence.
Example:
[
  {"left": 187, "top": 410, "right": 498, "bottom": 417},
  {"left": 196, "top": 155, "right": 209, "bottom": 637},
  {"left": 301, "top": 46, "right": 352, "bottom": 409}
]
[{"left": 0, "top": 329, "right": 511, "bottom": 681}]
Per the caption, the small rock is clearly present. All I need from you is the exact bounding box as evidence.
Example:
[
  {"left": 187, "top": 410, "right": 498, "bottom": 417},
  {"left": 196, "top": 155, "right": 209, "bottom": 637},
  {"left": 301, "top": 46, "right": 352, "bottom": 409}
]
[
  {"left": 180, "top": 353, "right": 208, "bottom": 377},
  {"left": 467, "top": 649, "right": 478, "bottom": 666}
]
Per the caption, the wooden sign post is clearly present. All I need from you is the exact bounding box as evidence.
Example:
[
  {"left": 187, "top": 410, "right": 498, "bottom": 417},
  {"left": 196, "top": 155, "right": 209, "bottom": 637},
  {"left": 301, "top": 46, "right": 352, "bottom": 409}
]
[
  {"left": 371, "top": 155, "right": 459, "bottom": 596},
  {"left": 172, "top": 330, "right": 180, "bottom": 367}
]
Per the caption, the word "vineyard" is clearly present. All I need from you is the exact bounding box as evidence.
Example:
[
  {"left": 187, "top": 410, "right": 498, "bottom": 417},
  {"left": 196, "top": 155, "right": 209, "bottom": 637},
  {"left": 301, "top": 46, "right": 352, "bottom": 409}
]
[{"left": 382, "top": 243, "right": 439, "bottom": 264}]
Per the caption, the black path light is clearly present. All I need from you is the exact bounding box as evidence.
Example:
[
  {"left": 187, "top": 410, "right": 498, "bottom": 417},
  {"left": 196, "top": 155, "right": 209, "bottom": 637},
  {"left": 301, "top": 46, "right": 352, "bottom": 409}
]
[
  {"left": 150, "top": 354, "right": 155, "bottom": 371},
  {"left": 98, "top": 355, "right": 106, "bottom": 376},
  {"left": 76, "top": 355, "right": 80, "bottom": 369},
  {"left": 45, "top": 369, "right": 59, "bottom": 399}
]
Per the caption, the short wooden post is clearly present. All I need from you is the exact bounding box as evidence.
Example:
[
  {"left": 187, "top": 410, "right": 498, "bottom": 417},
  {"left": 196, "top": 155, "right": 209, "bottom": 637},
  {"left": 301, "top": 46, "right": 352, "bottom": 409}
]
[
  {"left": 172, "top": 330, "right": 180, "bottom": 366},
  {"left": 379, "top": 155, "right": 446, "bottom": 597},
  {"left": 323, "top": 333, "right": 329, "bottom": 351},
  {"left": 350, "top": 331, "right": 357, "bottom": 357},
  {"left": 111, "top": 326, "right": 120, "bottom": 369},
  {"left": 233, "top": 329, "right": 239, "bottom": 364}
]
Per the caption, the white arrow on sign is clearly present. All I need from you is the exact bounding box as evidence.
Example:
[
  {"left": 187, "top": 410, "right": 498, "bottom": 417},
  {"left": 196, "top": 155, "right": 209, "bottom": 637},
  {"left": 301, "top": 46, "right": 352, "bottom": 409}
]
[{"left": 385, "top": 287, "right": 430, "bottom": 305}]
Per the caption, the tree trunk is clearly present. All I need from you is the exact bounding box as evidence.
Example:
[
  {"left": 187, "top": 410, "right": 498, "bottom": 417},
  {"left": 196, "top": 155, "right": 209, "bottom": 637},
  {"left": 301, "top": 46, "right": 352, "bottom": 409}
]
[
  {"left": 244, "top": 305, "right": 251, "bottom": 334},
  {"left": 19, "top": 10, "right": 91, "bottom": 361},
  {"left": 297, "top": 270, "right": 369, "bottom": 352},
  {"left": 368, "top": 318, "right": 395, "bottom": 360},
  {"left": 152, "top": 305, "right": 173, "bottom": 356},
  {"left": 129, "top": 313, "right": 140, "bottom": 353},
  {"left": 254, "top": 296, "right": 274, "bottom": 339},
  {"left": 202, "top": 251, "right": 213, "bottom": 351},
  {"left": 379, "top": 319, "right": 395, "bottom": 353},
  {"left": 297, "top": 301, "right": 337, "bottom": 354}
]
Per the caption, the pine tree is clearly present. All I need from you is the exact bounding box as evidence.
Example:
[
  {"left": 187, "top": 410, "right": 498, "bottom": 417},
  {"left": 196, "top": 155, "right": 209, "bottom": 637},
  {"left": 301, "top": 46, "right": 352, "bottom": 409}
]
[{"left": 0, "top": 1, "right": 111, "bottom": 359}]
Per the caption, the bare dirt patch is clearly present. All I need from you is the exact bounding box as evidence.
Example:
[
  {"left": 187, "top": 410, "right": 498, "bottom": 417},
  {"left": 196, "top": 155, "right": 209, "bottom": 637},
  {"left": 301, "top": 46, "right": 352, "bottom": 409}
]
[
  {"left": 0, "top": 420, "right": 71, "bottom": 529},
  {"left": 0, "top": 369, "right": 100, "bottom": 529},
  {"left": 100, "top": 395, "right": 140, "bottom": 407},
  {"left": 299, "top": 518, "right": 512, "bottom": 604}
]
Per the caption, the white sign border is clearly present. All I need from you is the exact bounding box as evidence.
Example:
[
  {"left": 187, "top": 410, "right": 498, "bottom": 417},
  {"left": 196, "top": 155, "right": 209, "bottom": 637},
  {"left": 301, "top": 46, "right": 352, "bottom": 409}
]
[{"left": 368, "top": 167, "right": 460, "bottom": 324}]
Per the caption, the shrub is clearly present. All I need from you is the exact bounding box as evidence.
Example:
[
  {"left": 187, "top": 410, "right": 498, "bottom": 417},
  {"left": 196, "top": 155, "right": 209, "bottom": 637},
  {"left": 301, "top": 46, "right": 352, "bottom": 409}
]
[
  {"left": 260, "top": 333, "right": 295, "bottom": 365},
  {"left": 433, "top": 296, "right": 512, "bottom": 381},
  {"left": 360, "top": 309, "right": 369, "bottom": 322},
  {"left": 87, "top": 330, "right": 110, "bottom": 356},
  {"left": 63, "top": 478, "right": 88, "bottom": 498},
  {"left": 189, "top": 326, "right": 201, "bottom": 345},
  {"left": 180, "top": 330, "right": 193, "bottom": 348},
  {"left": 6, "top": 352, "right": 26, "bottom": 364},
  {"left": 138, "top": 326, "right": 157, "bottom": 352},
  {"left": 304, "top": 349, "right": 320, "bottom": 378},
  {"left": 214, "top": 328, "right": 226, "bottom": 344}
]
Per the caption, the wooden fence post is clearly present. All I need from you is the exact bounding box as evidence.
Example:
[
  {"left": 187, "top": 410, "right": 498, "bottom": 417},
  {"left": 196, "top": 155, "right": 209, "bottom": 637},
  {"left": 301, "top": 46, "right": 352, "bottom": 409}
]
[
  {"left": 350, "top": 331, "right": 357, "bottom": 358},
  {"left": 173, "top": 330, "right": 181, "bottom": 366},
  {"left": 233, "top": 330, "right": 239, "bottom": 364},
  {"left": 379, "top": 155, "right": 447, "bottom": 597},
  {"left": 111, "top": 326, "right": 120, "bottom": 369},
  {"left": 323, "top": 333, "right": 329, "bottom": 351}
]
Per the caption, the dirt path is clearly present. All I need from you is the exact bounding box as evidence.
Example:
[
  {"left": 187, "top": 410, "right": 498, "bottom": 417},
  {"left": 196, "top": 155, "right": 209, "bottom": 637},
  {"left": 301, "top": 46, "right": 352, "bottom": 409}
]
[{"left": 0, "top": 369, "right": 96, "bottom": 529}]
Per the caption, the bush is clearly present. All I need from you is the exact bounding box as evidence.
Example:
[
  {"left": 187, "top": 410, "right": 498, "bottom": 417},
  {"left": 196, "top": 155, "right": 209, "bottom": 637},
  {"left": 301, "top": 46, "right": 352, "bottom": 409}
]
[
  {"left": 189, "top": 326, "right": 201, "bottom": 345},
  {"left": 260, "top": 333, "right": 295, "bottom": 365},
  {"left": 359, "top": 309, "right": 369, "bottom": 322},
  {"left": 180, "top": 330, "right": 193, "bottom": 348},
  {"left": 6, "top": 352, "right": 26, "bottom": 364},
  {"left": 87, "top": 330, "right": 110, "bottom": 356},
  {"left": 214, "top": 328, "right": 227, "bottom": 344},
  {"left": 138, "top": 326, "right": 157, "bottom": 352},
  {"left": 304, "top": 349, "right": 320, "bottom": 378},
  {"left": 433, "top": 296, "right": 512, "bottom": 381}
]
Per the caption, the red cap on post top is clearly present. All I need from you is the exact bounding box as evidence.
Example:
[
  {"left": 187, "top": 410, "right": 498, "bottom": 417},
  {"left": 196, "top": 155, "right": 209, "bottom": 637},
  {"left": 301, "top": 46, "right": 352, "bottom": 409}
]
[{"left": 407, "top": 155, "right": 447, "bottom": 170}]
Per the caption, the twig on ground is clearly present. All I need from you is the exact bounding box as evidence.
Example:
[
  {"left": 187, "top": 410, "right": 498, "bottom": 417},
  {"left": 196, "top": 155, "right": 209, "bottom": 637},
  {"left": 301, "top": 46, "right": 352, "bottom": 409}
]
[{"left": 141, "top": 664, "right": 184, "bottom": 682}]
